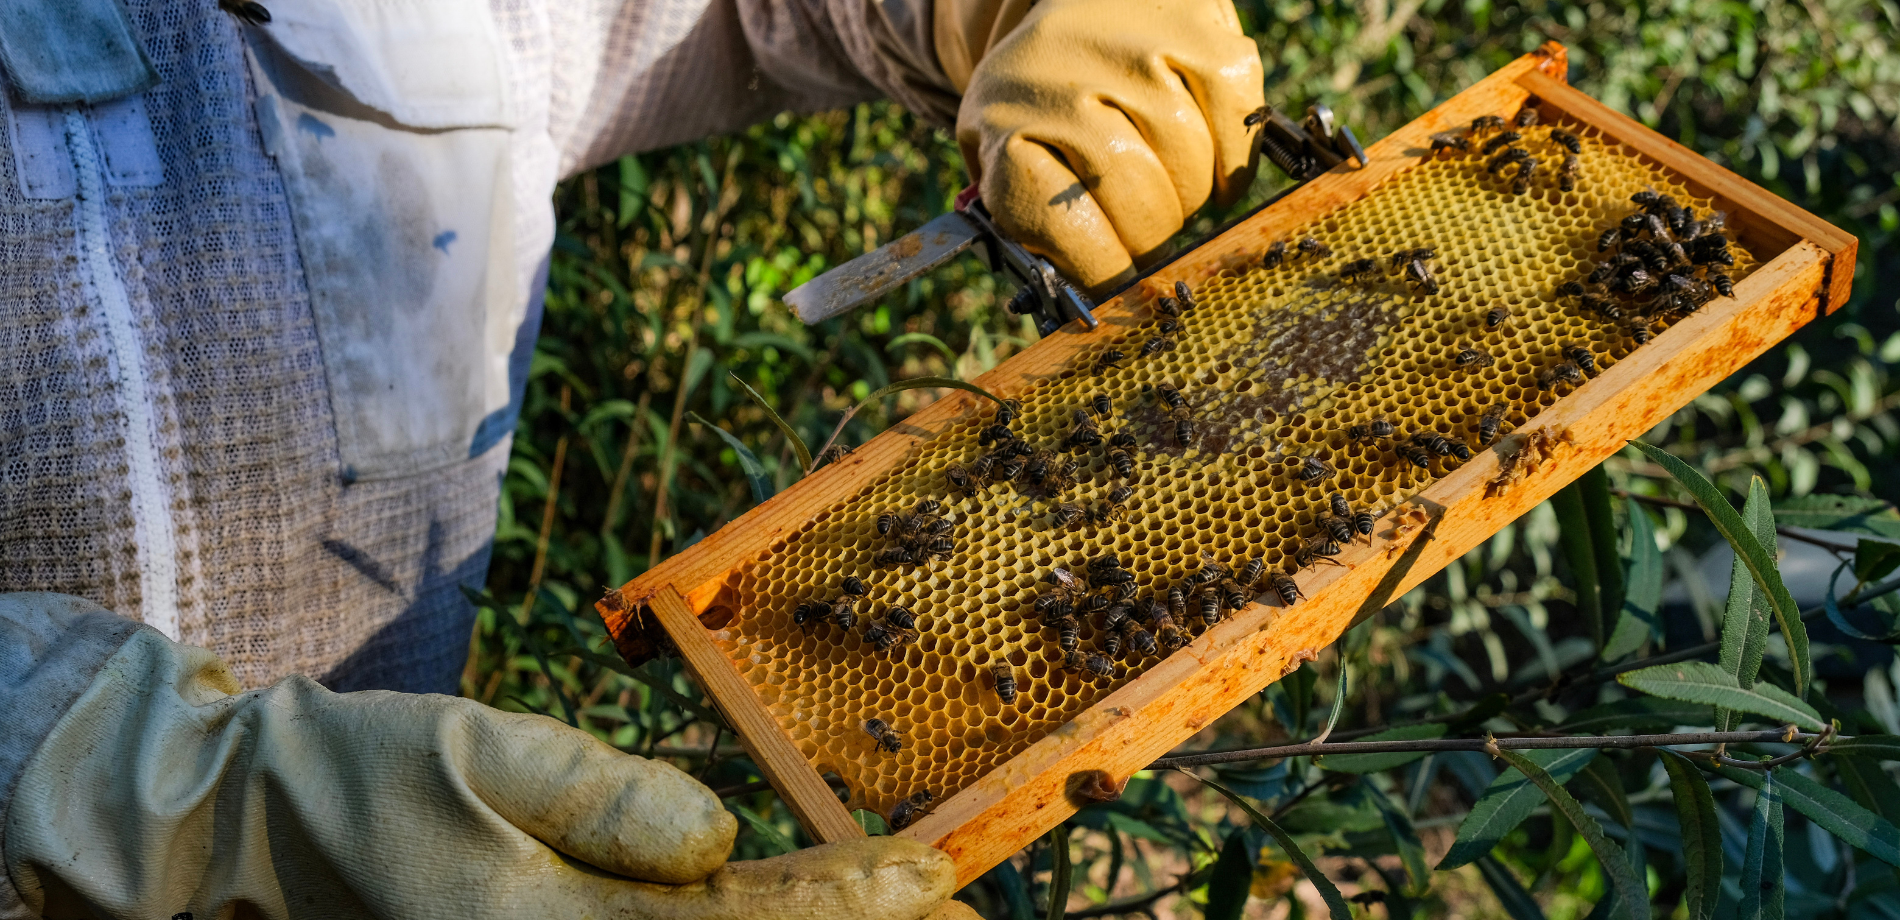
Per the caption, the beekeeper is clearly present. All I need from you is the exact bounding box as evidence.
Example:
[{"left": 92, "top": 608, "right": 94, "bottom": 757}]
[{"left": 0, "top": 0, "right": 1263, "bottom": 916}]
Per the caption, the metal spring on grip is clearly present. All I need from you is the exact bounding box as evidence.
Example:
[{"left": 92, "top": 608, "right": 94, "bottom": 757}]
[{"left": 1258, "top": 132, "right": 1315, "bottom": 181}]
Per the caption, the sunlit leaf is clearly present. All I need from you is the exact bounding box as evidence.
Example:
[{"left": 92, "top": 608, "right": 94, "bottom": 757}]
[
  {"left": 1316, "top": 664, "right": 1349, "bottom": 743},
  {"left": 686, "top": 411, "right": 773, "bottom": 504},
  {"left": 1661, "top": 752, "right": 1721, "bottom": 920},
  {"left": 885, "top": 332, "right": 960, "bottom": 367},
  {"left": 1438, "top": 747, "right": 1598, "bottom": 870},
  {"left": 1718, "top": 479, "right": 1778, "bottom": 729},
  {"left": 729, "top": 372, "right": 813, "bottom": 473},
  {"left": 1493, "top": 750, "right": 1648, "bottom": 920},
  {"left": 1618, "top": 660, "right": 1825, "bottom": 730},
  {"left": 1631, "top": 442, "right": 1811, "bottom": 696}
]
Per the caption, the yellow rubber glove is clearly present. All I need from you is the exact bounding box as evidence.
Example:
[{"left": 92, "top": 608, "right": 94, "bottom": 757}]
[
  {"left": 944, "top": 0, "right": 1265, "bottom": 292},
  {"left": 3, "top": 598, "right": 958, "bottom": 920}
]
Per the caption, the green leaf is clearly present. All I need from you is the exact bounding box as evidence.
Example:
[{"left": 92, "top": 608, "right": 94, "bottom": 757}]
[
  {"left": 553, "top": 647, "right": 727, "bottom": 726},
  {"left": 1773, "top": 493, "right": 1900, "bottom": 539},
  {"left": 1204, "top": 828, "right": 1255, "bottom": 920},
  {"left": 1661, "top": 752, "right": 1721, "bottom": 920},
  {"left": 861, "top": 374, "right": 1002, "bottom": 408},
  {"left": 1857, "top": 539, "right": 1900, "bottom": 583},
  {"left": 728, "top": 802, "right": 797, "bottom": 855},
  {"left": 686, "top": 411, "right": 774, "bottom": 504},
  {"left": 1559, "top": 697, "right": 1712, "bottom": 734},
  {"left": 853, "top": 809, "right": 889, "bottom": 835},
  {"left": 1713, "top": 765, "right": 1900, "bottom": 868},
  {"left": 1738, "top": 770, "right": 1785, "bottom": 920},
  {"left": 1604, "top": 502, "right": 1664, "bottom": 661},
  {"left": 1717, "top": 478, "right": 1778, "bottom": 729},
  {"left": 1365, "top": 780, "right": 1429, "bottom": 895},
  {"left": 1321, "top": 724, "right": 1449, "bottom": 774},
  {"left": 1494, "top": 750, "right": 1648, "bottom": 920},
  {"left": 1571, "top": 757, "right": 1646, "bottom": 905},
  {"left": 1631, "top": 441, "right": 1811, "bottom": 697},
  {"left": 1824, "top": 564, "right": 1900, "bottom": 642},
  {"left": 729, "top": 372, "right": 812, "bottom": 474},
  {"left": 885, "top": 332, "right": 959, "bottom": 366},
  {"left": 1475, "top": 855, "right": 1547, "bottom": 920},
  {"left": 1285, "top": 662, "right": 1318, "bottom": 736},
  {"left": 1193, "top": 773, "right": 1353, "bottom": 920},
  {"left": 1582, "top": 466, "right": 1627, "bottom": 626},
  {"left": 1045, "top": 823, "right": 1072, "bottom": 920},
  {"left": 1617, "top": 660, "right": 1825, "bottom": 731},
  {"left": 730, "top": 330, "right": 817, "bottom": 364},
  {"left": 1552, "top": 481, "right": 1605, "bottom": 649},
  {"left": 1438, "top": 747, "right": 1599, "bottom": 870},
  {"left": 1829, "top": 735, "right": 1900, "bottom": 761},
  {"left": 984, "top": 860, "right": 1035, "bottom": 920},
  {"left": 1316, "top": 664, "right": 1349, "bottom": 743}
]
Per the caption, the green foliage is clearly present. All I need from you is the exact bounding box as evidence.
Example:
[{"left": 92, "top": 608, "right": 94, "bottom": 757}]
[{"left": 474, "top": 0, "right": 1900, "bottom": 911}]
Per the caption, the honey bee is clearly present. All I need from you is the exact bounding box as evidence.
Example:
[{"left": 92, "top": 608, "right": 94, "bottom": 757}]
[
  {"left": 1549, "top": 129, "right": 1581, "bottom": 154},
  {"left": 1093, "top": 350, "right": 1126, "bottom": 375},
  {"left": 1238, "top": 556, "right": 1266, "bottom": 587},
  {"left": 1428, "top": 132, "right": 1469, "bottom": 156},
  {"left": 1558, "top": 154, "right": 1579, "bottom": 192},
  {"left": 1514, "top": 105, "right": 1540, "bottom": 128},
  {"left": 1220, "top": 581, "right": 1250, "bottom": 611},
  {"left": 1397, "top": 441, "right": 1434, "bottom": 468},
  {"left": 1196, "top": 590, "right": 1223, "bottom": 627},
  {"left": 1051, "top": 503, "right": 1084, "bottom": 528},
  {"left": 1155, "top": 382, "right": 1188, "bottom": 412},
  {"left": 1167, "top": 585, "right": 1188, "bottom": 621},
  {"left": 1580, "top": 292, "right": 1624, "bottom": 321},
  {"left": 1187, "top": 558, "right": 1231, "bottom": 587},
  {"left": 1052, "top": 614, "right": 1081, "bottom": 652},
  {"left": 1411, "top": 431, "right": 1452, "bottom": 456},
  {"left": 1388, "top": 247, "right": 1435, "bottom": 270},
  {"left": 1562, "top": 343, "right": 1597, "bottom": 374},
  {"left": 969, "top": 454, "right": 995, "bottom": 481},
  {"left": 1270, "top": 572, "right": 1303, "bottom": 605},
  {"left": 864, "top": 620, "right": 915, "bottom": 652},
  {"left": 1687, "top": 234, "right": 1732, "bottom": 266},
  {"left": 1471, "top": 114, "right": 1506, "bottom": 133},
  {"left": 1629, "top": 323, "right": 1653, "bottom": 345},
  {"left": 1318, "top": 513, "right": 1355, "bottom": 544},
  {"left": 864, "top": 718, "right": 902, "bottom": 753},
  {"left": 997, "top": 454, "right": 1027, "bottom": 479},
  {"left": 994, "top": 398, "right": 1022, "bottom": 425},
  {"left": 1104, "top": 485, "right": 1135, "bottom": 509},
  {"left": 915, "top": 499, "right": 941, "bottom": 516},
  {"left": 1091, "top": 566, "right": 1136, "bottom": 589},
  {"left": 1323, "top": 492, "right": 1349, "bottom": 519},
  {"left": 887, "top": 791, "right": 935, "bottom": 830},
  {"left": 1293, "top": 538, "right": 1345, "bottom": 569},
  {"left": 1352, "top": 509, "right": 1375, "bottom": 538},
  {"left": 841, "top": 576, "right": 868, "bottom": 596},
  {"left": 1478, "top": 402, "right": 1509, "bottom": 445},
  {"left": 1511, "top": 157, "right": 1539, "bottom": 195},
  {"left": 1174, "top": 418, "right": 1195, "bottom": 445},
  {"left": 1455, "top": 346, "right": 1496, "bottom": 368},
  {"left": 992, "top": 662, "right": 1017, "bottom": 704},
  {"left": 1536, "top": 362, "right": 1586, "bottom": 390},
  {"left": 977, "top": 422, "right": 1014, "bottom": 446},
  {"left": 876, "top": 546, "right": 914, "bottom": 567},
  {"left": 1152, "top": 295, "right": 1180, "bottom": 317},
  {"left": 1443, "top": 437, "right": 1472, "bottom": 460},
  {"left": 1339, "top": 258, "right": 1379, "bottom": 283},
  {"left": 1350, "top": 415, "right": 1396, "bottom": 444},
  {"left": 1597, "top": 227, "right": 1621, "bottom": 251},
  {"left": 1108, "top": 448, "right": 1135, "bottom": 478},
  {"left": 1294, "top": 455, "right": 1334, "bottom": 481},
  {"left": 793, "top": 600, "right": 823, "bottom": 626},
  {"left": 1065, "top": 650, "right": 1122, "bottom": 680},
  {"left": 1487, "top": 147, "right": 1530, "bottom": 174},
  {"left": 1139, "top": 336, "right": 1176, "bottom": 358},
  {"left": 832, "top": 597, "right": 858, "bottom": 629},
  {"left": 1264, "top": 240, "right": 1288, "bottom": 268},
  {"left": 1121, "top": 620, "right": 1158, "bottom": 657},
  {"left": 945, "top": 463, "right": 977, "bottom": 497},
  {"left": 1174, "top": 281, "right": 1198, "bottom": 312},
  {"left": 1147, "top": 597, "right": 1188, "bottom": 649},
  {"left": 1480, "top": 131, "right": 1523, "bottom": 156},
  {"left": 1156, "top": 318, "right": 1180, "bottom": 336},
  {"left": 885, "top": 605, "right": 918, "bottom": 630},
  {"left": 1109, "top": 428, "right": 1138, "bottom": 452},
  {"left": 1089, "top": 393, "right": 1113, "bottom": 418},
  {"left": 1296, "top": 237, "right": 1332, "bottom": 259},
  {"left": 1708, "top": 269, "right": 1734, "bottom": 298},
  {"left": 1405, "top": 259, "right": 1439, "bottom": 295}
]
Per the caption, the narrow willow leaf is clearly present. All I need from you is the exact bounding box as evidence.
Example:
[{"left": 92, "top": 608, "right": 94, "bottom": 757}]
[
  {"left": 1495, "top": 750, "right": 1649, "bottom": 920},
  {"left": 1828, "top": 735, "right": 1900, "bottom": 761},
  {"left": 727, "top": 802, "right": 796, "bottom": 855},
  {"left": 1604, "top": 500, "right": 1663, "bottom": 661},
  {"left": 1204, "top": 828, "right": 1255, "bottom": 920},
  {"left": 1573, "top": 758, "right": 1645, "bottom": 889},
  {"left": 1714, "top": 764, "right": 1900, "bottom": 868},
  {"left": 1286, "top": 662, "right": 1317, "bottom": 736},
  {"left": 1824, "top": 566, "right": 1900, "bottom": 642},
  {"left": 1631, "top": 441, "right": 1811, "bottom": 696},
  {"left": 1559, "top": 697, "right": 1711, "bottom": 734},
  {"left": 1582, "top": 466, "right": 1626, "bottom": 621},
  {"left": 1738, "top": 770, "right": 1784, "bottom": 920},
  {"left": 1365, "top": 781, "right": 1430, "bottom": 895},
  {"left": 1045, "top": 824, "right": 1072, "bottom": 920},
  {"left": 1661, "top": 752, "right": 1721, "bottom": 920},
  {"left": 1314, "top": 664, "right": 1349, "bottom": 743},
  {"left": 1855, "top": 538, "right": 1900, "bottom": 583},
  {"left": 1773, "top": 493, "right": 1900, "bottom": 539},
  {"left": 686, "top": 412, "right": 774, "bottom": 504},
  {"left": 814, "top": 375, "right": 1005, "bottom": 465},
  {"left": 984, "top": 860, "right": 1036, "bottom": 920},
  {"left": 884, "top": 331, "right": 959, "bottom": 366},
  {"left": 1718, "top": 478, "right": 1778, "bottom": 728},
  {"left": 853, "top": 809, "right": 889, "bottom": 835},
  {"left": 1617, "top": 660, "right": 1825, "bottom": 731},
  {"left": 1552, "top": 482, "right": 1605, "bottom": 648},
  {"left": 1475, "top": 855, "right": 1548, "bottom": 920},
  {"left": 1438, "top": 747, "right": 1599, "bottom": 870},
  {"left": 1322, "top": 723, "right": 1449, "bottom": 774},
  {"left": 729, "top": 372, "right": 812, "bottom": 473},
  {"left": 1194, "top": 774, "right": 1353, "bottom": 920}
]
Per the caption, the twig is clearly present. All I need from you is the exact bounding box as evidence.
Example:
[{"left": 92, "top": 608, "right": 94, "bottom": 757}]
[
  {"left": 1151, "top": 729, "right": 1821, "bottom": 769},
  {"left": 1614, "top": 488, "right": 1861, "bottom": 554},
  {"left": 520, "top": 385, "right": 573, "bottom": 625},
  {"left": 1064, "top": 872, "right": 1201, "bottom": 919},
  {"left": 696, "top": 724, "right": 725, "bottom": 783},
  {"left": 600, "top": 390, "right": 653, "bottom": 544}
]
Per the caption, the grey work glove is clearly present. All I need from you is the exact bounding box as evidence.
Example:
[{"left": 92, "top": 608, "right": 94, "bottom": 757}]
[{"left": 0, "top": 594, "right": 958, "bottom": 920}]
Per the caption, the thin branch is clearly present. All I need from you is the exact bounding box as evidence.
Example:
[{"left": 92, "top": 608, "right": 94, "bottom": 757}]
[
  {"left": 1614, "top": 488, "right": 1860, "bottom": 554},
  {"left": 1152, "top": 729, "right": 1820, "bottom": 769},
  {"left": 714, "top": 774, "right": 851, "bottom": 799}
]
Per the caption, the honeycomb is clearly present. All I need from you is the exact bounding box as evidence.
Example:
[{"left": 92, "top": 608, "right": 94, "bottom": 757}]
[{"left": 718, "top": 114, "right": 1761, "bottom": 820}]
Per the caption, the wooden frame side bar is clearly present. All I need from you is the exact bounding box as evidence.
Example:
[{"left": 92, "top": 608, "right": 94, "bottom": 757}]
[
  {"left": 1516, "top": 69, "right": 1858, "bottom": 314},
  {"left": 649, "top": 586, "right": 864, "bottom": 843}
]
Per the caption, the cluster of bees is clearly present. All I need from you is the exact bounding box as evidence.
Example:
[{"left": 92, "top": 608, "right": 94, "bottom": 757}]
[{"left": 1429, "top": 104, "right": 1581, "bottom": 195}]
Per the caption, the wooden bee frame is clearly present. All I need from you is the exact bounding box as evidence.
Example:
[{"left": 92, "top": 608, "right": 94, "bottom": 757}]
[{"left": 598, "top": 42, "right": 1856, "bottom": 885}]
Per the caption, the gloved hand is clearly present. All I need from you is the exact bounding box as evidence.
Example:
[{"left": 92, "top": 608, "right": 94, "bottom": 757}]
[
  {"left": 2, "top": 596, "right": 958, "bottom": 920},
  {"left": 944, "top": 0, "right": 1266, "bottom": 293}
]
